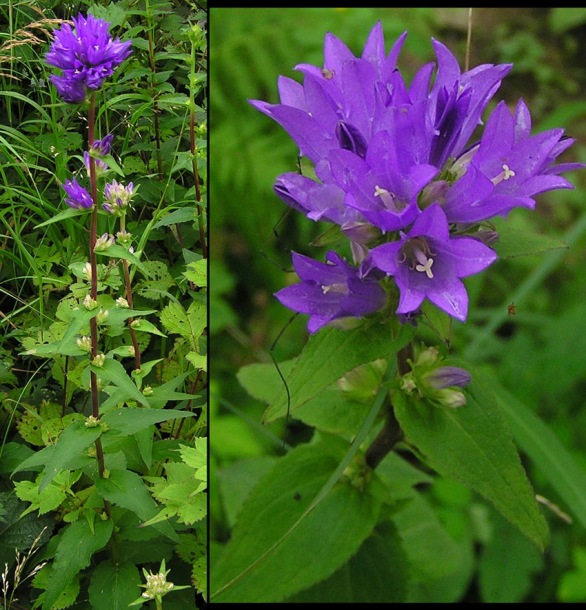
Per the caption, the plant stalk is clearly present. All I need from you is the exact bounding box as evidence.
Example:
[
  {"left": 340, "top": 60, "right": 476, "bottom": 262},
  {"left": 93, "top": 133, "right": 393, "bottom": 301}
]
[{"left": 364, "top": 342, "right": 413, "bottom": 470}]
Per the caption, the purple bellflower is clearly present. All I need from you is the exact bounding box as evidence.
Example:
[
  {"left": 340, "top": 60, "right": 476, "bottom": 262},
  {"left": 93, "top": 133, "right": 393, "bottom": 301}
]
[
  {"left": 46, "top": 14, "right": 132, "bottom": 103},
  {"left": 61, "top": 178, "right": 93, "bottom": 209},
  {"left": 275, "top": 251, "right": 387, "bottom": 334},
  {"left": 251, "top": 23, "right": 584, "bottom": 327},
  {"left": 368, "top": 204, "right": 497, "bottom": 322}
]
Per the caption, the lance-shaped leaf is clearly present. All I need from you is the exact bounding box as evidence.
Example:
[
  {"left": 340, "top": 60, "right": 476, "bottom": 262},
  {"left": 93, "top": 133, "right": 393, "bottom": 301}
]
[
  {"left": 392, "top": 369, "right": 549, "bottom": 551},
  {"left": 102, "top": 407, "right": 195, "bottom": 437}
]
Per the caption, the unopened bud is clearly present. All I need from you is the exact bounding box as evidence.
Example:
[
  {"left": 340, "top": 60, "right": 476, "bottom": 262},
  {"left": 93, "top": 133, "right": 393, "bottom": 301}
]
[
  {"left": 436, "top": 387, "right": 467, "bottom": 409},
  {"left": 116, "top": 297, "right": 130, "bottom": 308},
  {"left": 96, "top": 308, "right": 109, "bottom": 324},
  {"left": 94, "top": 232, "right": 115, "bottom": 252},
  {"left": 425, "top": 366, "right": 471, "bottom": 390},
  {"left": 82, "top": 261, "right": 92, "bottom": 281},
  {"left": 76, "top": 336, "right": 92, "bottom": 352},
  {"left": 92, "top": 353, "right": 106, "bottom": 367},
  {"left": 83, "top": 294, "right": 98, "bottom": 310}
]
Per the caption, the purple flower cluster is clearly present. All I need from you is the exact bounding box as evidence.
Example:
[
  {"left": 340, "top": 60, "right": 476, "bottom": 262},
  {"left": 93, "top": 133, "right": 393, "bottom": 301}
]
[
  {"left": 250, "top": 23, "right": 583, "bottom": 331},
  {"left": 46, "top": 13, "right": 132, "bottom": 103}
]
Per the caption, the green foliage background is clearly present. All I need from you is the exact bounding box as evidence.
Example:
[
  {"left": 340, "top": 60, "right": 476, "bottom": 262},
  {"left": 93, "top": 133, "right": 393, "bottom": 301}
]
[
  {"left": 211, "top": 7, "right": 586, "bottom": 602},
  {"left": 0, "top": 1, "right": 207, "bottom": 608}
]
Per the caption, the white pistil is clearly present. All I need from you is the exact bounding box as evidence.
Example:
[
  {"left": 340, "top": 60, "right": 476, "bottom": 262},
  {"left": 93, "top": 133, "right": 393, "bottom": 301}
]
[{"left": 415, "top": 257, "right": 434, "bottom": 279}]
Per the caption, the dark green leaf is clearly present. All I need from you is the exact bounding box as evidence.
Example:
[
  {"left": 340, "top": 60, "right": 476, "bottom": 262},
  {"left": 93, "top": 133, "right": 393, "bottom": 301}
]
[
  {"left": 210, "top": 438, "right": 381, "bottom": 602},
  {"left": 486, "top": 368, "right": 586, "bottom": 530},
  {"left": 88, "top": 559, "right": 142, "bottom": 610},
  {"left": 102, "top": 407, "right": 195, "bottom": 437},
  {"left": 264, "top": 320, "right": 415, "bottom": 422},
  {"left": 393, "top": 370, "right": 549, "bottom": 550},
  {"left": 42, "top": 519, "right": 113, "bottom": 610},
  {"left": 95, "top": 469, "right": 179, "bottom": 542},
  {"left": 287, "top": 521, "right": 408, "bottom": 602}
]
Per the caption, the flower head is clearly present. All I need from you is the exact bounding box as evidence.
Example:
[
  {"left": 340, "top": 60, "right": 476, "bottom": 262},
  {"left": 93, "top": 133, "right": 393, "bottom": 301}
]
[
  {"left": 251, "top": 23, "right": 584, "bottom": 327},
  {"left": 103, "top": 180, "right": 134, "bottom": 214},
  {"left": 275, "top": 250, "right": 387, "bottom": 333},
  {"left": 46, "top": 13, "right": 132, "bottom": 103},
  {"left": 61, "top": 177, "right": 93, "bottom": 209}
]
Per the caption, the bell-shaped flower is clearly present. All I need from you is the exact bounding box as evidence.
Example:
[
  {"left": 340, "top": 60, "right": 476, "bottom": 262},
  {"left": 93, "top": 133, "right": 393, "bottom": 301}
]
[
  {"left": 368, "top": 203, "right": 497, "bottom": 321},
  {"left": 275, "top": 250, "right": 387, "bottom": 333}
]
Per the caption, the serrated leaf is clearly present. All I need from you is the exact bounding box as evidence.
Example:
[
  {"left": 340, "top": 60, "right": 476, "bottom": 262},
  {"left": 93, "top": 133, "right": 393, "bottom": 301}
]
[
  {"left": 88, "top": 559, "right": 141, "bottom": 610},
  {"left": 392, "top": 369, "right": 549, "bottom": 551},
  {"left": 184, "top": 259, "right": 207, "bottom": 287},
  {"left": 486, "top": 369, "right": 586, "bottom": 530},
  {"left": 95, "top": 469, "right": 179, "bottom": 542},
  {"left": 160, "top": 301, "right": 206, "bottom": 350},
  {"left": 210, "top": 440, "right": 381, "bottom": 602},
  {"left": 102, "top": 407, "right": 195, "bottom": 437},
  {"left": 264, "top": 321, "right": 416, "bottom": 422},
  {"left": 42, "top": 519, "right": 113, "bottom": 610},
  {"left": 33, "top": 566, "right": 81, "bottom": 610}
]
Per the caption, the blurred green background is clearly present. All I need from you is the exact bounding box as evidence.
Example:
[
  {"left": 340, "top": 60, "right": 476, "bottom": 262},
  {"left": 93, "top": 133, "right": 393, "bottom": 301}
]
[{"left": 210, "top": 8, "right": 586, "bottom": 602}]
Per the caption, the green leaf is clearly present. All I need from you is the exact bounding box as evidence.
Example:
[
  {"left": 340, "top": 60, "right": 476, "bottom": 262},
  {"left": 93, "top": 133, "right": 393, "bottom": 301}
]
[
  {"left": 486, "top": 368, "right": 586, "bottom": 530},
  {"left": 153, "top": 207, "right": 196, "bottom": 229},
  {"left": 42, "top": 518, "right": 113, "bottom": 610},
  {"left": 392, "top": 370, "right": 549, "bottom": 551},
  {"left": 264, "top": 320, "right": 416, "bottom": 422},
  {"left": 95, "top": 244, "right": 150, "bottom": 276},
  {"left": 160, "top": 301, "right": 206, "bottom": 350},
  {"left": 210, "top": 438, "right": 381, "bottom": 602},
  {"left": 492, "top": 222, "right": 568, "bottom": 259},
  {"left": 88, "top": 559, "right": 142, "bottom": 610},
  {"left": 478, "top": 510, "right": 544, "bottom": 602},
  {"left": 31, "top": 421, "right": 102, "bottom": 493},
  {"left": 102, "top": 407, "right": 195, "bottom": 437},
  {"left": 92, "top": 358, "right": 150, "bottom": 407},
  {"left": 95, "top": 469, "right": 179, "bottom": 542},
  {"left": 129, "top": 318, "right": 167, "bottom": 337},
  {"left": 35, "top": 206, "right": 90, "bottom": 228},
  {"left": 287, "top": 521, "right": 408, "bottom": 602},
  {"left": 184, "top": 259, "right": 207, "bottom": 288}
]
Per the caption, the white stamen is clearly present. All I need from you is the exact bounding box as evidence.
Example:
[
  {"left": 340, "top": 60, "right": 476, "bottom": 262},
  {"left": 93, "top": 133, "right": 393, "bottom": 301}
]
[
  {"left": 415, "top": 257, "right": 434, "bottom": 279},
  {"left": 502, "top": 164, "right": 515, "bottom": 180}
]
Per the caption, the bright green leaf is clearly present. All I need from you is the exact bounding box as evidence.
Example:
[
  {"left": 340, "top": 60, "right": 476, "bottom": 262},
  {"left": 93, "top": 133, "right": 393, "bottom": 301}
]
[
  {"left": 35, "top": 421, "right": 102, "bottom": 492},
  {"left": 91, "top": 358, "right": 150, "bottom": 407},
  {"left": 492, "top": 222, "right": 568, "bottom": 259}
]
